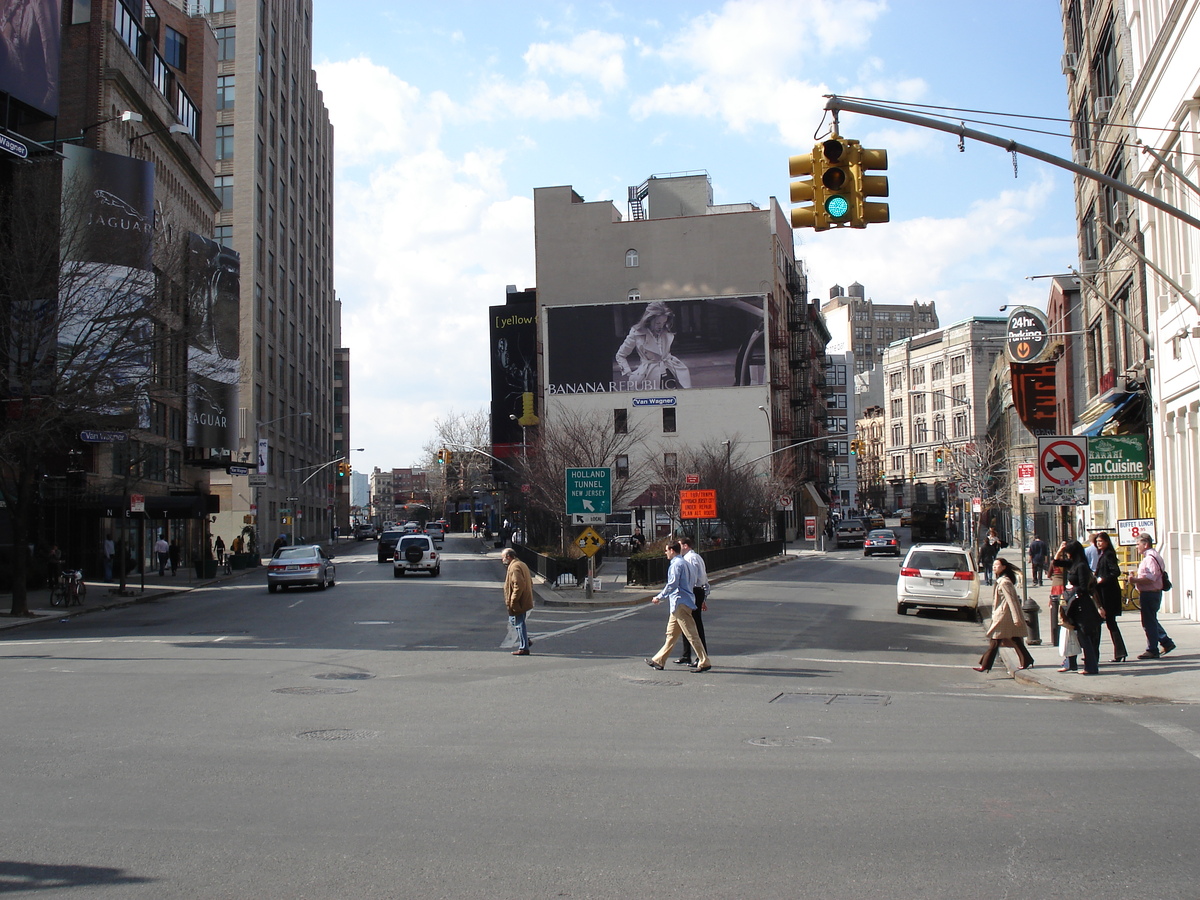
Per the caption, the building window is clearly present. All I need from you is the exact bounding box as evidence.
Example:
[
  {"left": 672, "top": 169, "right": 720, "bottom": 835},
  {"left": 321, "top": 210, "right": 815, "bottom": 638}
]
[
  {"left": 953, "top": 413, "right": 969, "bottom": 439},
  {"left": 910, "top": 366, "right": 925, "bottom": 386},
  {"left": 115, "top": 1, "right": 143, "bottom": 58},
  {"left": 891, "top": 454, "right": 903, "bottom": 472},
  {"left": 889, "top": 371, "right": 903, "bottom": 392},
  {"left": 615, "top": 454, "right": 629, "bottom": 479},
  {"left": 952, "top": 384, "right": 967, "bottom": 405},
  {"left": 217, "top": 74, "right": 235, "bottom": 110},
  {"left": 891, "top": 424, "right": 904, "bottom": 446},
  {"left": 912, "top": 393, "right": 926, "bottom": 415},
  {"left": 625, "top": 249, "right": 639, "bottom": 267},
  {"left": 934, "top": 416, "right": 946, "bottom": 441},
  {"left": 664, "top": 452, "right": 678, "bottom": 480},
  {"left": 628, "top": 289, "right": 640, "bottom": 302},
  {"left": 890, "top": 398, "right": 903, "bottom": 418},
  {"left": 215, "top": 26, "right": 235, "bottom": 60},
  {"left": 214, "top": 174, "right": 233, "bottom": 209},
  {"left": 216, "top": 124, "right": 234, "bottom": 160},
  {"left": 613, "top": 409, "right": 627, "bottom": 435},
  {"left": 215, "top": 224, "right": 232, "bottom": 248},
  {"left": 931, "top": 361, "right": 944, "bottom": 381},
  {"left": 662, "top": 408, "right": 676, "bottom": 433},
  {"left": 163, "top": 26, "right": 187, "bottom": 71},
  {"left": 914, "top": 419, "right": 928, "bottom": 443},
  {"left": 950, "top": 355, "right": 966, "bottom": 375},
  {"left": 1092, "top": 19, "right": 1119, "bottom": 105}
]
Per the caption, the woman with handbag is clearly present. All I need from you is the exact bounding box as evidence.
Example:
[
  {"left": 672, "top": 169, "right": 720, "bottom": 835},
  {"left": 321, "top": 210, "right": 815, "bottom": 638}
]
[
  {"left": 1062, "top": 539, "right": 1104, "bottom": 675},
  {"left": 1092, "top": 531, "right": 1127, "bottom": 662},
  {"left": 974, "top": 557, "right": 1035, "bottom": 672}
]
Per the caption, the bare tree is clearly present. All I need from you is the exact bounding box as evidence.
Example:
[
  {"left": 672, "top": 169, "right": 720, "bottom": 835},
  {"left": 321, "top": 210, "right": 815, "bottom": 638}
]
[
  {"left": 510, "top": 407, "right": 647, "bottom": 552},
  {"left": 420, "top": 408, "right": 493, "bottom": 515},
  {"left": 648, "top": 439, "right": 777, "bottom": 547},
  {"left": 944, "top": 435, "right": 1009, "bottom": 541}
]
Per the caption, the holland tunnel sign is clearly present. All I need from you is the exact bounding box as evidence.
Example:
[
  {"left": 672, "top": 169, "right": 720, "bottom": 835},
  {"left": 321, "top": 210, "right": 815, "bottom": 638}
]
[{"left": 565, "top": 467, "right": 612, "bottom": 516}]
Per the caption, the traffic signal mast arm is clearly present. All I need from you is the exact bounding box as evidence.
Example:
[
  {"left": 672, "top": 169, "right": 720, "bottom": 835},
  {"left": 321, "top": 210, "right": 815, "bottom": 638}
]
[
  {"left": 300, "top": 455, "right": 352, "bottom": 486},
  {"left": 823, "top": 95, "right": 1200, "bottom": 233}
]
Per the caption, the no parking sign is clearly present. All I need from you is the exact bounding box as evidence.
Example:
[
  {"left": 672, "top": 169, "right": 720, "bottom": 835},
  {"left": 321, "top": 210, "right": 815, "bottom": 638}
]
[{"left": 1038, "top": 436, "right": 1089, "bottom": 506}]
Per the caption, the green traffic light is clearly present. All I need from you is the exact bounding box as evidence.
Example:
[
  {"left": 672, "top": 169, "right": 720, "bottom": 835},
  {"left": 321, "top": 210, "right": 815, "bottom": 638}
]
[{"left": 825, "top": 195, "right": 849, "bottom": 218}]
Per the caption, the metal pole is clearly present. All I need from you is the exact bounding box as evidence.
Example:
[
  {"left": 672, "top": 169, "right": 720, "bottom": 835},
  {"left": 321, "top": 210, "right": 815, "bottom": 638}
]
[
  {"left": 1019, "top": 493, "right": 1029, "bottom": 607},
  {"left": 824, "top": 96, "right": 1200, "bottom": 232}
]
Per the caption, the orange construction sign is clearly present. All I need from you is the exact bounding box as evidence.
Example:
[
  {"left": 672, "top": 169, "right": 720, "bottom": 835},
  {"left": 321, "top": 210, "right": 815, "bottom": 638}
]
[{"left": 679, "top": 489, "right": 717, "bottom": 520}]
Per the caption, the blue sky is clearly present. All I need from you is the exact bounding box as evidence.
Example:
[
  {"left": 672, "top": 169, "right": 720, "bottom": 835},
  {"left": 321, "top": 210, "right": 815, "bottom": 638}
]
[{"left": 312, "top": 1, "right": 1078, "bottom": 474}]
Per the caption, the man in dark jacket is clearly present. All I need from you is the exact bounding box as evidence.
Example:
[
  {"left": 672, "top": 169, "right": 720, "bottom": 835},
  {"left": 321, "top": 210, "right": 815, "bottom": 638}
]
[{"left": 1028, "top": 535, "right": 1049, "bottom": 586}]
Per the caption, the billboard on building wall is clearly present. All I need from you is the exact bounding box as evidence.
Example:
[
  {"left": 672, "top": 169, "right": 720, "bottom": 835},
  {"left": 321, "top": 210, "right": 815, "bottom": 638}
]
[
  {"left": 489, "top": 301, "right": 539, "bottom": 457},
  {"left": 62, "top": 144, "right": 155, "bottom": 271},
  {"left": 545, "top": 295, "right": 766, "bottom": 395},
  {"left": 186, "top": 232, "right": 241, "bottom": 451},
  {"left": 0, "top": 0, "right": 60, "bottom": 117}
]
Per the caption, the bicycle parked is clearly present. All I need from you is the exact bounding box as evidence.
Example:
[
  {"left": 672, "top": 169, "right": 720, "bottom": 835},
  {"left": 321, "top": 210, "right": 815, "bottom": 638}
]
[{"left": 49, "top": 569, "right": 87, "bottom": 607}]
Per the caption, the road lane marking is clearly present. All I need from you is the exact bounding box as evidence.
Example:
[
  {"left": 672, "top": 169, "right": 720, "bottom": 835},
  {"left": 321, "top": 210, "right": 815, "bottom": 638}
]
[{"left": 1106, "top": 707, "right": 1200, "bottom": 759}]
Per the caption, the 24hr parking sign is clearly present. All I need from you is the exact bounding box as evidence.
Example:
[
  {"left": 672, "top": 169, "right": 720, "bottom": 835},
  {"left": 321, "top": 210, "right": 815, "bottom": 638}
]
[{"left": 1038, "top": 436, "right": 1089, "bottom": 506}]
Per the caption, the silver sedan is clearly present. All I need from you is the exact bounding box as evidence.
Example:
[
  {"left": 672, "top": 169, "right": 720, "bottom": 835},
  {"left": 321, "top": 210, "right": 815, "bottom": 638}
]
[{"left": 267, "top": 545, "right": 336, "bottom": 592}]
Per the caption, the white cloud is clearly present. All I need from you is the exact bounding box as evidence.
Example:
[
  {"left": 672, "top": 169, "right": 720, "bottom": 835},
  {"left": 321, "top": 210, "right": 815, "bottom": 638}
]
[
  {"left": 629, "top": 0, "right": 924, "bottom": 147},
  {"left": 524, "top": 30, "right": 628, "bottom": 92},
  {"left": 314, "top": 57, "right": 441, "bottom": 167},
  {"left": 801, "top": 175, "right": 1075, "bottom": 322}
]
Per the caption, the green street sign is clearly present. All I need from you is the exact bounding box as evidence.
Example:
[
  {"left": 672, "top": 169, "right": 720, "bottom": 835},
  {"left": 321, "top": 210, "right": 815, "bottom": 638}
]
[
  {"left": 565, "top": 467, "right": 611, "bottom": 515},
  {"left": 1088, "top": 434, "right": 1148, "bottom": 481}
]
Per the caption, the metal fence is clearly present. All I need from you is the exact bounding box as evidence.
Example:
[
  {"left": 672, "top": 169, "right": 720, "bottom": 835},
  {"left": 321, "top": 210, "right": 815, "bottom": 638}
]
[
  {"left": 510, "top": 543, "right": 589, "bottom": 586},
  {"left": 626, "top": 540, "right": 785, "bottom": 586}
]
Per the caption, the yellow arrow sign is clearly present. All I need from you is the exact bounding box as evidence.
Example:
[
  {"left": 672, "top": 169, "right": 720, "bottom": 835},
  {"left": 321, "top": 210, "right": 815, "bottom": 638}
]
[{"left": 576, "top": 526, "right": 606, "bottom": 557}]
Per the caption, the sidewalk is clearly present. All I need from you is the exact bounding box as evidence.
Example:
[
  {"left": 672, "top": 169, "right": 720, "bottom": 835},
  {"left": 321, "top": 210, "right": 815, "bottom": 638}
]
[
  {"left": 0, "top": 561, "right": 264, "bottom": 633},
  {"left": 983, "top": 576, "right": 1200, "bottom": 704}
]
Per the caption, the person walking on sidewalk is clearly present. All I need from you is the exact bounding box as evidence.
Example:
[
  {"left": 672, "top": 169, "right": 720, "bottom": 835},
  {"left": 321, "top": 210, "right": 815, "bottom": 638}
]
[
  {"left": 500, "top": 548, "right": 534, "bottom": 656},
  {"left": 645, "top": 541, "right": 710, "bottom": 673},
  {"left": 154, "top": 535, "right": 170, "bottom": 577},
  {"left": 1048, "top": 541, "right": 1069, "bottom": 651},
  {"left": 974, "top": 557, "right": 1035, "bottom": 672},
  {"left": 1063, "top": 540, "right": 1104, "bottom": 675},
  {"left": 1092, "top": 531, "right": 1127, "bottom": 662},
  {"left": 1129, "top": 533, "right": 1176, "bottom": 660},
  {"left": 1028, "top": 534, "right": 1048, "bottom": 586},
  {"left": 674, "top": 537, "right": 710, "bottom": 667},
  {"left": 102, "top": 534, "right": 114, "bottom": 582}
]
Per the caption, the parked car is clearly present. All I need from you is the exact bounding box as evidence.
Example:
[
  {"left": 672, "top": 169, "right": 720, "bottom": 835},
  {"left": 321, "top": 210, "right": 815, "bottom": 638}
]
[
  {"left": 267, "top": 545, "right": 335, "bottom": 592},
  {"left": 424, "top": 522, "right": 446, "bottom": 544},
  {"left": 393, "top": 535, "right": 440, "bottom": 577},
  {"left": 863, "top": 528, "right": 902, "bottom": 557},
  {"left": 835, "top": 518, "right": 866, "bottom": 548},
  {"left": 896, "top": 543, "right": 979, "bottom": 616},
  {"left": 377, "top": 529, "right": 405, "bottom": 563}
]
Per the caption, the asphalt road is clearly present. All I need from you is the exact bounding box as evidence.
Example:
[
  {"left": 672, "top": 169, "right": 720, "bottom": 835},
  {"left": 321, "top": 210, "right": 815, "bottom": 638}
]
[{"left": 3, "top": 534, "right": 1199, "bottom": 898}]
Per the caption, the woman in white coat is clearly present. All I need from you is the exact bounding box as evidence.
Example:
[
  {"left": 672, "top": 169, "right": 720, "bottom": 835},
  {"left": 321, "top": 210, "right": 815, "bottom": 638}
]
[{"left": 615, "top": 301, "right": 691, "bottom": 389}]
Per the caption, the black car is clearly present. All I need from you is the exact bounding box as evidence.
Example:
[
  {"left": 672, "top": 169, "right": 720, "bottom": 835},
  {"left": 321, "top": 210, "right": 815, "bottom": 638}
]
[
  {"left": 863, "top": 528, "right": 902, "bottom": 557},
  {"left": 377, "top": 529, "right": 405, "bottom": 563}
]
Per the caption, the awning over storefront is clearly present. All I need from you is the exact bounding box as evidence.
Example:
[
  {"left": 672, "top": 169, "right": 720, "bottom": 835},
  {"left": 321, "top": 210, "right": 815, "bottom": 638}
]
[{"left": 1078, "top": 394, "right": 1140, "bottom": 437}]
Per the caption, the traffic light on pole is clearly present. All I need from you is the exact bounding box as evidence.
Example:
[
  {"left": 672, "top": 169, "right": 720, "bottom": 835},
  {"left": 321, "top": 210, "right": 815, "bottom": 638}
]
[
  {"left": 935, "top": 446, "right": 946, "bottom": 465},
  {"left": 436, "top": 449, "right": 446, "bottom": 465},
  {"left": 849, "top": 439, "right": 859, "bottom": 455},
  {"left": 788, "top": 146, "right": 822, "bottom": 230},
  {"left": 847, "top": 141, "right": 889, "bottom": 228}
]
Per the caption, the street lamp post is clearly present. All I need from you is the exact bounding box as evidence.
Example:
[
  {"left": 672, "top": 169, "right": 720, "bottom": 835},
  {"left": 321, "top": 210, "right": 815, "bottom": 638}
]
[{"left": 254, "top": 411, "right": 312, "bottom": 555}]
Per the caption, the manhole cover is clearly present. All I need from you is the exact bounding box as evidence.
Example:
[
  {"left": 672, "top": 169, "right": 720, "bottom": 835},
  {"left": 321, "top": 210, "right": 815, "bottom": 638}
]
[
  {"left": 771, "top": 692, "right": 891, "bottom": 706},
  {"left": 296, "top": 729, "right": 378, "bottom": 741},
  {"left": 628, "top": 678, "right": 684, "bottom": 687},
  {"left": 746, "top": 736, "right": 833, "bottom": 748},
  {"left": 273, "top": 687, "right": 356, "bottom": 695},
  {"left": 313, "top": 672, "right": 375, "bottom": 681}
]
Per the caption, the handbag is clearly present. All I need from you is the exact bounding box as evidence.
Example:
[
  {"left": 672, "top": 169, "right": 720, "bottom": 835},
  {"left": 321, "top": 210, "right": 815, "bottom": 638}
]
[
  {"left": 1162, "top": 568, "right": 1172, "bottom": 592},
  {"left": 1058, "top": 627, "right": 1081, "bottom": 658}
]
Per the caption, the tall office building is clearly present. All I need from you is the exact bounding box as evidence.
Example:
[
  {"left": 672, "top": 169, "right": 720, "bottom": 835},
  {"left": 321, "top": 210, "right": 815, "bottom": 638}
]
[{"left": 202, "top": 0, "right": 337, "bottom": 547}]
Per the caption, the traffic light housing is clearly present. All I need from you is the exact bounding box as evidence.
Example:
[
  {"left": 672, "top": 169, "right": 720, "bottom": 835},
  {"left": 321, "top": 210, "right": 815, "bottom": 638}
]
[
  {"left": 849, "top": 143, "right": 889, "bottom": 228},
  {"left": 436, "top": 449, "right": 447, "bottom": 465},
  {"left": 849, "top": 439, "right": 860, "bottom": 455},
  {"left": 789, "top": 137, "right": 889, "bottom": 231},
  {"left": 336, "top": 462, "right": 347, "bottom": 477},
  {"left": 935, "top": 446, "right": 947, "bottom": 465}
]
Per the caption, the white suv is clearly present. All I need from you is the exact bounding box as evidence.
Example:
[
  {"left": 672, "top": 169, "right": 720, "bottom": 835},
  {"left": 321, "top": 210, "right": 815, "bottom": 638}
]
[
  {"left": 896, "top": 544, "right": 979, "bottom": 616},
  {"left": 393, "top": 535, "right": 440, "bottom": 577}
]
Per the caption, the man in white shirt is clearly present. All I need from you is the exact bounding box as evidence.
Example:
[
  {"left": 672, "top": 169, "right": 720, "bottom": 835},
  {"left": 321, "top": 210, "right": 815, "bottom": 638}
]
[
  {"left": 154, "top": 535, "right": 170, "bottom": 576},
  {"left": 674, "top": 537, "right": 710, "bottom": 667}
]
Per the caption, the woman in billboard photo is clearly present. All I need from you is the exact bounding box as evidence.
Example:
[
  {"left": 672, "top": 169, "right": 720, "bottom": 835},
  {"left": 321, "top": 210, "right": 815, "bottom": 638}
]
[{"left": 615, "top": 301, "right": 692, "bottom": 390}]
